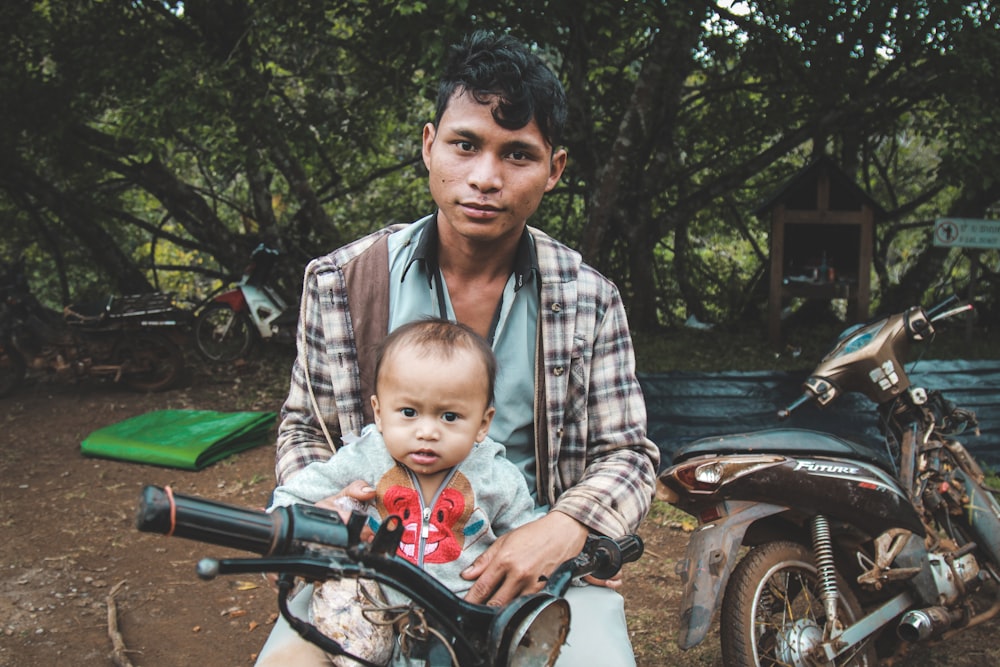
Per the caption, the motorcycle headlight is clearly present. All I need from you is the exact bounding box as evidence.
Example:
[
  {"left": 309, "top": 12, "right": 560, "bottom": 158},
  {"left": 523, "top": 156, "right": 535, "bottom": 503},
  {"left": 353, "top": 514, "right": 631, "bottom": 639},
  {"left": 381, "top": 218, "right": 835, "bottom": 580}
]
[{"left": 694, "top": 462, "right": 724, "bottom": 486}]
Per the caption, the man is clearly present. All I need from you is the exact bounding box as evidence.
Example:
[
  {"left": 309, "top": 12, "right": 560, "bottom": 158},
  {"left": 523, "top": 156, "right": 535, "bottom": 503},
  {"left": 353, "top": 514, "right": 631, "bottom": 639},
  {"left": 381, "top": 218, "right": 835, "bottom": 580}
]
[{"left": 257, "top": 30, "right": 659, "bottom": 666}]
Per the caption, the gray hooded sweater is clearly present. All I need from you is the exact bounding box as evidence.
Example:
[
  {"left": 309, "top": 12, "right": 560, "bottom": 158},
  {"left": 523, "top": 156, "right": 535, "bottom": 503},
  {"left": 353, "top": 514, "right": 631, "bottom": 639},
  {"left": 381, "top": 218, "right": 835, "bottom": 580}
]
[{"left": 269, "top": 425, "right": 536, "bottom": 596}]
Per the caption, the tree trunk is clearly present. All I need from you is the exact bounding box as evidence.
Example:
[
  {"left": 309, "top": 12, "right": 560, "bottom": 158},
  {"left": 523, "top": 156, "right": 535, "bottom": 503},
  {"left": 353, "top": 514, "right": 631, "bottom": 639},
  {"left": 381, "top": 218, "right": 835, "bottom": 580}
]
[
  {"left": 6, "top": 165, "right": 155, "bottom": 296},
  {"left": 626, "top": 216, "right": 661, "bottom": 331}
]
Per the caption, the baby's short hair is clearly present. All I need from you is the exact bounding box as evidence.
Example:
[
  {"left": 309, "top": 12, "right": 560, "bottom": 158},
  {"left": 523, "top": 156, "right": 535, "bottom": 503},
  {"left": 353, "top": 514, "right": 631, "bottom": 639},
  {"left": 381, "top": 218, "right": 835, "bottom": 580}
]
[{"left": 374, "top": 317, "right": 497, "bottom": 406}]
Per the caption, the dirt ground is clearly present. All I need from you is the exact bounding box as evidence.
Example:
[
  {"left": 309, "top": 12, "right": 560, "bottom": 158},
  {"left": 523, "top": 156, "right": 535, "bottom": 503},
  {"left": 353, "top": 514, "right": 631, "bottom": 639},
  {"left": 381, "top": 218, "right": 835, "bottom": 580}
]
[{"left": 1, "top": 355, "right": 998, "bottom": 666}]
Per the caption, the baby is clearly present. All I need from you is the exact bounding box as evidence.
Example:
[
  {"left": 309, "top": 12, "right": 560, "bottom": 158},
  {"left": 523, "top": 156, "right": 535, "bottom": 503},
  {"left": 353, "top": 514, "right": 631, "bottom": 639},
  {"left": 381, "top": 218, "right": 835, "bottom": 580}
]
[{"left": 269, "top": 317, "right": 535, "bottom": 664}]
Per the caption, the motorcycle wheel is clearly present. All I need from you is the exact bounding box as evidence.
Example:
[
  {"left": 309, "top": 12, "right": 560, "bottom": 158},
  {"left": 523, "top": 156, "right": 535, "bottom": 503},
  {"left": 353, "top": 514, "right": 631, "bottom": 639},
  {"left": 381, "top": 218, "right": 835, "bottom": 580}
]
[
  {"left": 720, "top": 540, "right": 877, "bottom": 667},
  {"left": 113, "top": 333, "right": 184, "bottom": 392},
  {"left": 0, "top": 343, "right": 26, "bottom": 398},
  {"left": 194, "top": 303, "right": 255, "bottom": 363}
]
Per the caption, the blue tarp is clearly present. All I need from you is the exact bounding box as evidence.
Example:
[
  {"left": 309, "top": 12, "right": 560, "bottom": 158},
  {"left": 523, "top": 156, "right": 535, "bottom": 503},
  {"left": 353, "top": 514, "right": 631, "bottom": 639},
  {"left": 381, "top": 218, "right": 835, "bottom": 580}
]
[{"left": 641, "top": 360, "right": 1000, "bottom": 471}]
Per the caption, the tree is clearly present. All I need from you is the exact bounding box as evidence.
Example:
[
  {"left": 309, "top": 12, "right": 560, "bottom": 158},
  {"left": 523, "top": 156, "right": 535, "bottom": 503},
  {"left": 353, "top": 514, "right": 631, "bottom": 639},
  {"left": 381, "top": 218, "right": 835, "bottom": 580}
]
[{"left": 1, "top": 0, "right": 996, "bottom": 332}]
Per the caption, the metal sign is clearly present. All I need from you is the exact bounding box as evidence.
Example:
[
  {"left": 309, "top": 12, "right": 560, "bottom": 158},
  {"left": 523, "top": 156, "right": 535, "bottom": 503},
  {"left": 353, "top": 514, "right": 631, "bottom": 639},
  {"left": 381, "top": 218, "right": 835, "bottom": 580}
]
[{"left": 933, "top": 218, "right": 1000, "bottom": 249}]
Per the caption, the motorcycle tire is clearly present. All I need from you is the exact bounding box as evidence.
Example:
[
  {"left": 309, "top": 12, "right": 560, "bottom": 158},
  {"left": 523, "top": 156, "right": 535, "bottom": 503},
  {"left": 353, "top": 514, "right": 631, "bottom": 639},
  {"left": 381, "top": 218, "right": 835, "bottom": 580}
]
[
  {"left": 720, "top": 540, "right": 877, "bottom": 667},
  {"left": 193, "top": 303, "right": 256, "bottom": 363},
  {"left": 113, "top": 332, "right": 184, "bottom": 392},
  {"left": 0, "top": 343, "right": 26, "bottom": 398}
]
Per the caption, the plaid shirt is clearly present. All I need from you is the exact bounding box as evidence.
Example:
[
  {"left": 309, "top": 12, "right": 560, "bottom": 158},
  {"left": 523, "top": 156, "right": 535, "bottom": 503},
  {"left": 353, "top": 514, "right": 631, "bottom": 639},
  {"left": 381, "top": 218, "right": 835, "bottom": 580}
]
[{"left": 275, "top": 222, "right": 659, "bottom": 537}]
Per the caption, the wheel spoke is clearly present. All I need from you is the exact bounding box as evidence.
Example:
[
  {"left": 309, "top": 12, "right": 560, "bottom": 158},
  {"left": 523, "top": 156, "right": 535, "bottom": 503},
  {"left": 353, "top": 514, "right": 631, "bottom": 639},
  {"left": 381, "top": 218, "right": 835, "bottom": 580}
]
[
  {"left": 724, "top": 541, "right": 874, "bottom": 667},
  {"left": 194, "top": 304, "right": 254, "bottom": 362}
]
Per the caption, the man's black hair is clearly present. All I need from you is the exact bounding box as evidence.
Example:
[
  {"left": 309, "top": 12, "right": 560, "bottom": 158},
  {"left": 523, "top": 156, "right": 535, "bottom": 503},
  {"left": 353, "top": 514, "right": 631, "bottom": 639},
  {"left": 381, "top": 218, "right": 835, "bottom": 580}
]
[{"left": 434, "top": 31, "right": 567, "bottom": 149}]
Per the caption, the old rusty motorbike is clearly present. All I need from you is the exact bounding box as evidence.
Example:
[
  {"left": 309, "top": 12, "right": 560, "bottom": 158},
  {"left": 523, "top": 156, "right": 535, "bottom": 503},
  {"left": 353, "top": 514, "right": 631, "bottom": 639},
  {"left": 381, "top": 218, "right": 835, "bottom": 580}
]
[
  {"left": 192, "top": 243, "right": 298, "bottom": 363},
  {"left": 659, "top": 297, "right": 1000, "bottom": 666},
  {"left": 0, "top": 257, "right": 188, "bottom": 397}
]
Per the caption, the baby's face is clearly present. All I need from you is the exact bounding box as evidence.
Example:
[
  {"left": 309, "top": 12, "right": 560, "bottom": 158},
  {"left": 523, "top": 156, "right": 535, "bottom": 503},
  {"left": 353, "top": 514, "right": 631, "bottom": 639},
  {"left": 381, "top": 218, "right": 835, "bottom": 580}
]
[{"left": 372, "top": 345, "right": 494, "bottom": 478}]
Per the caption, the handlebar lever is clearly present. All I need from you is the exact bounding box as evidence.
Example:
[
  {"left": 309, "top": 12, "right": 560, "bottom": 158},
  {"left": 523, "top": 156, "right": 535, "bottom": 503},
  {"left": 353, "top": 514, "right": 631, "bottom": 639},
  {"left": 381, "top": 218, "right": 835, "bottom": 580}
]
[
  {"left": 925, "top": 295, "right": 960, "bottom": 319},
  {"left": 778, "top": 392, "right": 812, "bottom": 421},
  {"left": 195, "top": 555, "right": 360, "bottom": 581},
  {"left": 930, "top": 302, "right": 974, "bottom": 324}
]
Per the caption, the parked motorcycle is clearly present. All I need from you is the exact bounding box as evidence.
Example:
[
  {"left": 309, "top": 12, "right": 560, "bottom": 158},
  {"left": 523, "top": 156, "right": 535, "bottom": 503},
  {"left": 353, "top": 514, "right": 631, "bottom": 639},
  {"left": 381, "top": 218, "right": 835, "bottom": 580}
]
[
  {"left": 658, "top": 297, "right": 998, "bottom": 665},
  {"left": 192, "top": 243, "right": 298, "bottom": 363},
  {"left": 0, "top": 257, "right": 188, "bottom": 397},
  {"left": 136, "top": 485, "right": 643, "bottom": 666}
]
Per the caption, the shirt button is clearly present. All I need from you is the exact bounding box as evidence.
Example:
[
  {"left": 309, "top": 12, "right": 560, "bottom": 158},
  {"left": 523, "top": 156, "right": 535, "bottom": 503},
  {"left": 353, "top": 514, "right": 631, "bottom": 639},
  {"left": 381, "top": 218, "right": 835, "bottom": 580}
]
[
  {"left": 553, "top": 366, "right": 565, "bottom": 376},
  {"left": 551, "top": 303, "right": 562, "bottom": 312}
]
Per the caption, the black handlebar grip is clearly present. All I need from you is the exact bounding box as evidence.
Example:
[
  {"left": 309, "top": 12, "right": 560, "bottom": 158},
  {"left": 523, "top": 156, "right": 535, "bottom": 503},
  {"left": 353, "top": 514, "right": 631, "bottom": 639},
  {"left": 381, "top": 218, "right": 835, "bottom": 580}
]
[
  {"left": 587, "top": 534, "right": 645, "bottom": 580},
  {"left": 615, "top": 534, "right": 644, "bottom": 564},
  {"left": 136, "top": 485, "right": 284, "bottom": 555}
]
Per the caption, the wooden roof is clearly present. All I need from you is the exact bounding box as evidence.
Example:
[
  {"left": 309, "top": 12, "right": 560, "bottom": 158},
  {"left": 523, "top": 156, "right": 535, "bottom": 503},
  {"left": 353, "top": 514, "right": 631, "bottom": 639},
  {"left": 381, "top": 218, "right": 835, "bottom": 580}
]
[{"left": 754, "top": 155, "right": 887, "bottom": 219}]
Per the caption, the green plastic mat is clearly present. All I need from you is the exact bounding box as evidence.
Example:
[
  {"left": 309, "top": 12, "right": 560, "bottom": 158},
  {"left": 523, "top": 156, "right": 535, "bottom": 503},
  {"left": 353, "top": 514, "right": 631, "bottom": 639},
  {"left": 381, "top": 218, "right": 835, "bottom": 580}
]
[{"left": 80, "top": 409, "right": 277, "bottom": 470}]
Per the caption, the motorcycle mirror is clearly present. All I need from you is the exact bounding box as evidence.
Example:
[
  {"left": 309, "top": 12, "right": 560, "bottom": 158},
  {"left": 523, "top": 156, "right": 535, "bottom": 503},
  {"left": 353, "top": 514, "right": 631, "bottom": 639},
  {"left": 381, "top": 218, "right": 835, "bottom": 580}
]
[{"left": 489, "top": 593, "right": 570, "bottom": 667}]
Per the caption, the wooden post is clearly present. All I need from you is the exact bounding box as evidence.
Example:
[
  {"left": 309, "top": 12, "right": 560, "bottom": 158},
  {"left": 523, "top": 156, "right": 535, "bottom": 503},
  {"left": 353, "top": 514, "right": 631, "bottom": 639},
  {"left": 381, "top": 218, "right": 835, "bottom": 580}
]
[
  {"left": 968, "top": 250, "right": 980, "bottom": 344},
  {"left": 768, "top": 206, "right": 786, "bottom": 347}
]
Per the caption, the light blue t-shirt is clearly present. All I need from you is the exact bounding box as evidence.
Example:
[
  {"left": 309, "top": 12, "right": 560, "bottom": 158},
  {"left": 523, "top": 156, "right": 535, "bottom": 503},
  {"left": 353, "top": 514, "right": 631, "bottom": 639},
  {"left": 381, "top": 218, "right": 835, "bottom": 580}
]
[{"left": 386, "top": 215, "right": 540, "bottom": 499}]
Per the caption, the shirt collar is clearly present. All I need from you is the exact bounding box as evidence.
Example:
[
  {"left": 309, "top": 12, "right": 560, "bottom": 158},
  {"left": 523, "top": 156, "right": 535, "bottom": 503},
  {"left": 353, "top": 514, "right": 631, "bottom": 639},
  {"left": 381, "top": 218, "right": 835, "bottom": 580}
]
[{"left": 401, "top": 215, "right": 538, "bottom": 292}]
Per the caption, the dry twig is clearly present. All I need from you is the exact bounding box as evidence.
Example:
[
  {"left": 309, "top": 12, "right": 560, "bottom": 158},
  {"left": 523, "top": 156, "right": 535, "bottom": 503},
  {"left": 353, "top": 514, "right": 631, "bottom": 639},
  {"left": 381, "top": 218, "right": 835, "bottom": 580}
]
[{"left": 107, "top": 579, "right": 136, "bottom": 667}]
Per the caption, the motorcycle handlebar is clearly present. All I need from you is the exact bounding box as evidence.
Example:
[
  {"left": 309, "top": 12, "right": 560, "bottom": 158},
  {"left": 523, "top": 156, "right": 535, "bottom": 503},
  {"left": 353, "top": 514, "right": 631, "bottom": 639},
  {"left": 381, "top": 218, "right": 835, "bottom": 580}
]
[
  {"left": 777, "top": 392, "right": 812, "bottom": 421},
  {"left": 137, "top": 485, "right": 643, "bottom": 666},
  {"left": 137, "top": 485, "right": 643, "bottom": 582},
  {"left": 136, "top": 485, "right": 353, "bottom": 557},
  {"left": 923, "top": 295, "right": 975, "bottom": 325},
  {"left": 925, "top": 295, "right": 960, "bottom": 319},
  {"left": 549, "top": 534, "right": 645, "bottom": 586},
  {"left": 929, "top": 302, "right": 974, "bottom": 324}
]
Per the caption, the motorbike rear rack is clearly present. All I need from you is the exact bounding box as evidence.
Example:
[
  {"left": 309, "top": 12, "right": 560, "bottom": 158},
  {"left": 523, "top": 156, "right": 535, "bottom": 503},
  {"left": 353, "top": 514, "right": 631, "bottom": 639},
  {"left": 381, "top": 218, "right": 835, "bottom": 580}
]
[{"left": 107, "top": 293, "right": 178, "bottom": 318}]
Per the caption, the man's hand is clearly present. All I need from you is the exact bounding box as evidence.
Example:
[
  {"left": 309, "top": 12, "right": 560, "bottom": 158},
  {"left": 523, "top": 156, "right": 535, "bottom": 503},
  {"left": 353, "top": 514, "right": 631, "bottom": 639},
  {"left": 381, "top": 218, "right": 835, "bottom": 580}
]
[{"left": 461, "top": 511, "right": 595, "bottom": 607}]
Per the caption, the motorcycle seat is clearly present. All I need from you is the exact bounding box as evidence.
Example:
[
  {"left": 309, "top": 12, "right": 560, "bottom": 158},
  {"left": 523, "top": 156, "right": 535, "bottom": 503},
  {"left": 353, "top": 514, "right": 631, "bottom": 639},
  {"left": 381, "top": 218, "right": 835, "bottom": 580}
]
[{"left": 672, "top": 427, "right": 894, "bottom": 472}]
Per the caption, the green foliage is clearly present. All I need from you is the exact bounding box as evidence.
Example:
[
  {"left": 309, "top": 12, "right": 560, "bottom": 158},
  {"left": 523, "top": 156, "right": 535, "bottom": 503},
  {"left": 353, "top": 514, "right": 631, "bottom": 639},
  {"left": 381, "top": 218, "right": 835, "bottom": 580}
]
[
  {"left": 633, "top": 310, "right": 1000, "bottom": 375},
  {"left": 0, "top": 0, "right": 997, "bottom": 330}
]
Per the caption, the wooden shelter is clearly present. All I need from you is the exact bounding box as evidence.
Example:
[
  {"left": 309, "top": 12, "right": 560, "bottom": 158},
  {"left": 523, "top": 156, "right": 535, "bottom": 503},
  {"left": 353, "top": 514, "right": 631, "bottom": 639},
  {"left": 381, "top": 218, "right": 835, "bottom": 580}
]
[{"left": 758, "top": 157, "right": 886, "bottom": 346}]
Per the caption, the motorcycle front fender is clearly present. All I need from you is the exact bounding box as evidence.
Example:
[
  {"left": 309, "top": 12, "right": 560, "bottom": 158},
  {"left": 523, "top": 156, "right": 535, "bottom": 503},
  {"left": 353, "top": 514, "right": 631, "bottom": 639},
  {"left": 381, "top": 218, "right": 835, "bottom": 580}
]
[
  {"left": 675, "top": 500, "right": 788, "bottom": 650},
  {"left": 213, "top": 289, "right": 247, "bottom": 312}
]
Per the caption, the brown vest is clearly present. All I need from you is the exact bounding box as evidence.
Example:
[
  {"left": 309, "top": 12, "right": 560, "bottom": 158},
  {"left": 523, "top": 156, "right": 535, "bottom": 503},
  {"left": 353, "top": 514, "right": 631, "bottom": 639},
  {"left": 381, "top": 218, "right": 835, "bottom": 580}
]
[{"left": 341, "top": 233, "right": 391, "bottom": 426}]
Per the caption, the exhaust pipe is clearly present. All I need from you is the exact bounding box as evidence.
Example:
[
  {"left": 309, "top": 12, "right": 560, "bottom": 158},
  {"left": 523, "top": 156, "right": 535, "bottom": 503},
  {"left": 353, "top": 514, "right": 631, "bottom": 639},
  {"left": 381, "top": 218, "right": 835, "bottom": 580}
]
[{"left": 897, "top": 606, "right": 964, "bottom": 642}]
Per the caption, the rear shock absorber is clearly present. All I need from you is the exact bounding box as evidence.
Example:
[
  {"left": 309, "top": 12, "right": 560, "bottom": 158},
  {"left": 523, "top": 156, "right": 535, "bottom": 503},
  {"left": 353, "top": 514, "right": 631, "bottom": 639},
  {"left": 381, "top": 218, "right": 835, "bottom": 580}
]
[{"left": 811, "top": 514, "right": 840, "bottom": 634}]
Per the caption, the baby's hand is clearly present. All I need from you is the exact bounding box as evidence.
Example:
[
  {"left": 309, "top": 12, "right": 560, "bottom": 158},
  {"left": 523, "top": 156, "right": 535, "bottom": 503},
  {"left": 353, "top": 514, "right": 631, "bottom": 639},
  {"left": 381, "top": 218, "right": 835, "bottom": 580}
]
[
  {"left": 325, "top": 495, "right": 366, "bottom": 522},
  {"left": 315, "top": 480, "right": 377, "bottom": 541}
]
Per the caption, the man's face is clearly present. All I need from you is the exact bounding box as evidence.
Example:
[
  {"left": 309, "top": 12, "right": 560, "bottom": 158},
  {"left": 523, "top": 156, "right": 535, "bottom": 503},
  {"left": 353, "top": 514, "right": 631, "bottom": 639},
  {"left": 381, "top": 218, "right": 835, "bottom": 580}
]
[{"left": 422, "top": 91, "right": 567, "bottom": 247}]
